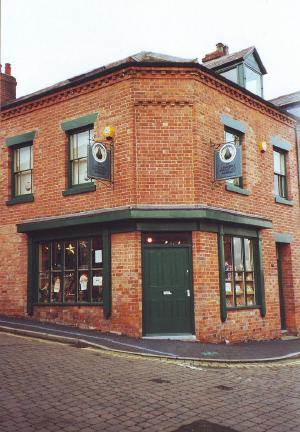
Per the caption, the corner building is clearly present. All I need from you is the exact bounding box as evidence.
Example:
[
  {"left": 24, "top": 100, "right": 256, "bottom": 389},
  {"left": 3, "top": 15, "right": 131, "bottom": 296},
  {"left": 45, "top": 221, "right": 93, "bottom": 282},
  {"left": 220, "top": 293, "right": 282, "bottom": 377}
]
[{"left": 1, "top": 50, "right": 300, "bottom": 343}]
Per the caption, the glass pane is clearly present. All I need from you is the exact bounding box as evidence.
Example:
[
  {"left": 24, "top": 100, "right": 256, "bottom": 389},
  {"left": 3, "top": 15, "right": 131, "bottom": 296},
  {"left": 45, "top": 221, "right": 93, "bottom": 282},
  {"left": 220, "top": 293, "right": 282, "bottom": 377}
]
[
  {"left": 65, "top": 240, "right": 77, "bottom": 270},
  {"left": 78, "top": 158, "right": 88, "bottom": 183},
  {"left": 233, "top": 237, "right": 243, "bottom": 271},
  {"left": 274, "top": 174, "right": 279, "bottom": 196},
  {"left": 279, "top": 176, "right": 287, "bottom": 197},
  {"left": 92, "top": 238, "right": 103, "bottom": 268},
  {"left": 39, "top": 243, "right": 50, "bottom": 271},
  {"left": 78, "top": 239, "right": 89, "bottom": 269},
  {"left": 77, "top": 130, "right": 89, "bottom": 158},
  {"left": 245, "top": 66, "right": 262, "bottom": 96},
  {"left": 273, "top": 150, "right": 283, "bottom": 174},
  {"left": 244, "top": 239, "right": 253, "bottom": 271},
  {"left": 225, "top": 130, "right": 240, "bottom": 146},
  {"left": 220, "top": 68, "right": 238, "bottom": 83},
  {"left": 72, "top": 160, "right": 79, "bottom": 185},
  {"left": 52, "top": 241, "right": 63, "bottom": 270},
  {"left": 16, "top": 171, "right": 32, "bottom": 195},
  {"left": 19, "top": 146, "right": 31, "bottom": 170},
  {"left": 70, "top": 134, "right": 77, "bottom": 160},
  {"left": 143, "top": 232, "right": 191, "bottom": 245},
  {"left": 51, "top": 273, "right": 62, "bottom": 303},
  {"left": 64, "top": 272, "right": 76, "bottom": 302},
  {"left": 78, "top": 271, "right": 89, "bottom": 302},
  {"left": 92, "top": 270, "right": 103, "bottom": 302},
  {"left": 39, "top": 272, "right": 50, "bottom": 303},
  {"left": 14, "top": 148, "right": 20, "bottom": 172}
]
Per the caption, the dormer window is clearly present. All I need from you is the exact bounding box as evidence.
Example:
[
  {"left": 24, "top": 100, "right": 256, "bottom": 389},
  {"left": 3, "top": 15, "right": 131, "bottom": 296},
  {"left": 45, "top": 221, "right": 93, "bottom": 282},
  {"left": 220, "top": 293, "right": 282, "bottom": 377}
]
[{"left": 202, "top": 44, "right": 266, "bottom": 99}]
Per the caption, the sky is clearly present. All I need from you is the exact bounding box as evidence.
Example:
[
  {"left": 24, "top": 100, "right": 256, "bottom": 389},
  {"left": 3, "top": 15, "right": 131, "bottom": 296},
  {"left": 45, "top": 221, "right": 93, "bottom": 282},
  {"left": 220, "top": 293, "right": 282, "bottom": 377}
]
[{"left": 1, "top": 0, "right": 300, "bottom": 100}]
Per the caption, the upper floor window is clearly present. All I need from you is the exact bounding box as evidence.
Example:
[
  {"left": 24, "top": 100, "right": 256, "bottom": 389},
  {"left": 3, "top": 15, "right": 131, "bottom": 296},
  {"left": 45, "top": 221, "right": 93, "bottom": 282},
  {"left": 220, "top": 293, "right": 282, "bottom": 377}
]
[
  {"left": 69, "top": 127, "right": 93, "bottom": 186},
  {"left": 244, "top": 65, "right": 262, "bottom": 97},
  {"left": 273, "top": 148, "right": 287, "bottom": 198},
  {"left": 13, "top": 143, "right": 33, "bottom": 196},
  {"left": 224, "top": 128, "right": 243, "bottom": 187}
]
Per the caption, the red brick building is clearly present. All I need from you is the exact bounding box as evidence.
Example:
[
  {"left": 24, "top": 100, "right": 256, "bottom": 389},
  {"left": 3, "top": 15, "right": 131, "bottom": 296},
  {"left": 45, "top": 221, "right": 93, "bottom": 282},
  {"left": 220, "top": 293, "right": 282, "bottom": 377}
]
[{"left": 1, "top": 46, "right": 299, "bottom": 343}]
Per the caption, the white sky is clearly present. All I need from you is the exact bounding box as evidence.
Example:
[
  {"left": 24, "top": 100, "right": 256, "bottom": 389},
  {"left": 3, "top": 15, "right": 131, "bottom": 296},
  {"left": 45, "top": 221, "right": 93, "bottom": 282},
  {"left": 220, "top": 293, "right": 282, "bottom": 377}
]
[{"left": 1, "top": 0, "right": 300, "bottom": 100}]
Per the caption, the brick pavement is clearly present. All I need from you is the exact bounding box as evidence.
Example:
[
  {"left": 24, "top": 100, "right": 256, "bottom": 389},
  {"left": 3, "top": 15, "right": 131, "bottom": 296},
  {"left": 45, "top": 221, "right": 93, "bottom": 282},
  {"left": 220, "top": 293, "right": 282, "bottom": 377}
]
[{"left": 0, "top": 333, "right": 299, "bottom": 432}]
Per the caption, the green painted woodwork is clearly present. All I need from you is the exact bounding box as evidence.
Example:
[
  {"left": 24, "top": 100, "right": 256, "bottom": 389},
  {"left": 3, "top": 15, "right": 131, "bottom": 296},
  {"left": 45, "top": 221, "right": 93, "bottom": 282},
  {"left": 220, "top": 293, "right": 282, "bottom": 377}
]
[
  {"left": 6, "top": 194, "right": 34, "bottom": 206},
  {"left": 61, "top": 113, "right": 98, "bottom": 131},
  {"left": 6, "top": 130, "right": 37, "bottom": 147},
  {"left": 275, "top": 196, "right": 294, "bottom": 206},
  {"left": 276, "top": 245, "right": 286, "bottom": 330},
  {"left": 218, "top": 226, "right": 227, "bottom": 322},
  {"left": 273, "top": 232, "right": 293, "bottom": 244},
  {"left": 17, "top": 207, "right": 272, "bottom": 233},
  {"left": 225, "top": 183, "right": 251, "bottom": 195},
  {"left": 220, "top": 114, "right": 248, "bottom": 133},
  {"left": 143, "top": 246, "right": 193, "bottom": 335},
  {"left": 257, "top": 232, "right": 266, "bottom": 318},
  {"left": 102, "top": 229, "right": 112, "bottom": 319},
  {"left": 271, "top": 136, "right": 292, "bottom": 152},
  {"left": 62, "top": 183, "right": 96, "bottom": 196}
]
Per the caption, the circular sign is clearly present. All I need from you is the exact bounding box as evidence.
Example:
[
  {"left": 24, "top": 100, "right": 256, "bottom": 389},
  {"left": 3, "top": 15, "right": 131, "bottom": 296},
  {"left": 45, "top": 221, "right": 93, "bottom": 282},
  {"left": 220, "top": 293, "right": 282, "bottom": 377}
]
[
  {"left": 92, "top": 142, "right": 107, "bottom": 163},
  {"left": 219, "top": 143, "right": 237, "bottom": 164}
]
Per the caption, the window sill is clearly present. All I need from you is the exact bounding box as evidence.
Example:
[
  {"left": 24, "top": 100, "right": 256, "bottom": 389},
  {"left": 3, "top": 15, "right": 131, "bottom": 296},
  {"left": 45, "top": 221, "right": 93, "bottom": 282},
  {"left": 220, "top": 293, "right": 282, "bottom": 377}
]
[
  {"left": 6, "top": 194, "right": 34, "bottom": 206},
  {"left": 62, "top": 183, "right": 96, "bottom": 196},
  {"left": 225, "top": 183, "right": 251, "bottom": 195},
  {"left": 274, "top": 196, "right": 294, "bottom": 206}
]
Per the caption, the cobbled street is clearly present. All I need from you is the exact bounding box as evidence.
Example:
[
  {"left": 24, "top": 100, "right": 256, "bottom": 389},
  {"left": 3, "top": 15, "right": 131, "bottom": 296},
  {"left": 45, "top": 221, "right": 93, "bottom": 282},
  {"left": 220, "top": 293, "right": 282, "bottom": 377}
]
[{"left": 0, "top": 332, "right": 299, "bottom": 432}]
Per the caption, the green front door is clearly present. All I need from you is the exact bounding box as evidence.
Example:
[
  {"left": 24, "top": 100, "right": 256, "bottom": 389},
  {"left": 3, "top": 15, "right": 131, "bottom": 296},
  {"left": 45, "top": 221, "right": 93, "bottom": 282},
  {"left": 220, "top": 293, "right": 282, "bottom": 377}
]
[{"left": 143, "top": 245, "right": 194, "bottom": 335}]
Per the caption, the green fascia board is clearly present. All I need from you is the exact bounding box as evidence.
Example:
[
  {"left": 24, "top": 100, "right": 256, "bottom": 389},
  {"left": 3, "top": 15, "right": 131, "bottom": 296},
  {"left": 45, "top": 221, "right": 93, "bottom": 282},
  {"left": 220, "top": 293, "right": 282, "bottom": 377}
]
[
  {"left": 17, "top": 207, "right": 272, "bottom": 233},
  {"left": 273, "top": 232, "right": 293, "bottom": 243},
  {"left": 271, "top": 136, "right": 292, "bottom": 152},
  {"left": 6, "top": 130, "right": 37, "bottom": 147},
  {"left": 220, "top": 114, "right": 247, "bottom": 133},
  {"left": 225, "top": 183, "right": 251, "bottom": 195},
  {"left": 61, "top": 113, "right": 98, "bottom": 131}
]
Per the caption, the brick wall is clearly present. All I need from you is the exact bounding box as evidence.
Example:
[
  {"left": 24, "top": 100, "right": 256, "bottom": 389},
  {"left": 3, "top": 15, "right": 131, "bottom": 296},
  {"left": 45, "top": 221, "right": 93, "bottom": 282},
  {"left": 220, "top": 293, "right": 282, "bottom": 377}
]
[{"left": 1, "top": 64, "right": 299, "bottom": 341}]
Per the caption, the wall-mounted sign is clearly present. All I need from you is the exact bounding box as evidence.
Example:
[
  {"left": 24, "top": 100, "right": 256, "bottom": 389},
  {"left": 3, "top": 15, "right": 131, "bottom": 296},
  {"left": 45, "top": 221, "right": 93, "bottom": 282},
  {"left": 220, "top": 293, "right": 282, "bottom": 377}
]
[
  {"left": 87, "top": 141, "right": 111, "bottom": 181},
  {"left": 215, "top": 143, "right": 242, "bottom": 181}
]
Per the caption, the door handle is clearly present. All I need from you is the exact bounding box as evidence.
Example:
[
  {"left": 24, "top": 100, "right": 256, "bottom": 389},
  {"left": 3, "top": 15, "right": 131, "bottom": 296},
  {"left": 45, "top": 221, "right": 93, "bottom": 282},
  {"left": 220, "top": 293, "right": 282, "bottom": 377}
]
[
  {"left": 186, "top": 289, "right": 190, "bottom": 297},
  {"left": 163, "top": 291, "right": 172, "bottom": 295}
]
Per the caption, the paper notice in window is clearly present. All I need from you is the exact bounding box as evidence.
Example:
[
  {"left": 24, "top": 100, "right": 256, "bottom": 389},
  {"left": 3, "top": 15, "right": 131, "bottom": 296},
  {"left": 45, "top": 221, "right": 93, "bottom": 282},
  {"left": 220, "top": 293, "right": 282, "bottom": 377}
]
[
  {"left": 53, "top": 277, "right": 61, "bottom": 293},
  {"left": 95, "top": 250, "right": 102, "bottom": 263},
  {"left": 93, "top": 276, "right": 103, "bottom": 286}
]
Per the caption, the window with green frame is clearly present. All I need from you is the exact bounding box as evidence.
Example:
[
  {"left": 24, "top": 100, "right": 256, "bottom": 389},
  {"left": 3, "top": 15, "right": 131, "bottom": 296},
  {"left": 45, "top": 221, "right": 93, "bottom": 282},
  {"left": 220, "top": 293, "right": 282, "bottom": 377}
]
[
  {"left": 273, "top": 148, "right": 288, "bottom": 199},
  {"left": 224, "top": 128, "right": 243, "bottom": 187},
  {"left": 12, "top": 143, "right": 33, "bottom": 196},
  {"left": 224, "top": 235, "right": 257, "bottom": 308},
  {"left": 38, "top": 237, "right": 103, "bottom": 304},
  {"left": 68, "top": 126, "right": 94, "bottom": 187}
]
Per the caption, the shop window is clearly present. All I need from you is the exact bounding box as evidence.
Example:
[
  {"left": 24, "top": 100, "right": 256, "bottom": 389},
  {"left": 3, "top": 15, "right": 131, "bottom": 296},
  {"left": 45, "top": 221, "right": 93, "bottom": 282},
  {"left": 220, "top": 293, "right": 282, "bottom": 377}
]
[
  {"left": 38, "top": 237, "right": 103, "bottom": 304},
  {"left": 224, "top": 235, "right": 257, "bottom": 308},
  {"left": 13, "top": 143, "right": 33, "bottom": 196},
  {"left": 68, "top": 126, "right": 94, "bottom": 186},
  {"left": 224, "top": 128, "right": 243, "bottom": 187},
  {"left": 273, "top": 148, "right": 287, "bottom": 199}
]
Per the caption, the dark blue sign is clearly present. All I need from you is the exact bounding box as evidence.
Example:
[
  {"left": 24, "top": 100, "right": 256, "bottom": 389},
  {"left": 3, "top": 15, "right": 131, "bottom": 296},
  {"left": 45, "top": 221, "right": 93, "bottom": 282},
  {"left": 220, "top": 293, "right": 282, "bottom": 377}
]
[
  {"left": 215, "top": 143, "right": 242, "bottom": 181},
  {"left": 87, "top": 142, "right": 111, "bottom": 181}
]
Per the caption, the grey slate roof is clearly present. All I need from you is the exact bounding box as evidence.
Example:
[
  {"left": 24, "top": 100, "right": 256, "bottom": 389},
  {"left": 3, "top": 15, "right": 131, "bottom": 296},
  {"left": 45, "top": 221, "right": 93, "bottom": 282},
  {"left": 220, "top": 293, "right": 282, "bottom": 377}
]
[
  {"left": 1, "top": 52, "right": 197, "bottom": 108},
  {"left": 270, "top": 90, "right": 300, "bottom": 107},
  {"left": 203, "top": 46, "right": 267, "bottom": 74}
]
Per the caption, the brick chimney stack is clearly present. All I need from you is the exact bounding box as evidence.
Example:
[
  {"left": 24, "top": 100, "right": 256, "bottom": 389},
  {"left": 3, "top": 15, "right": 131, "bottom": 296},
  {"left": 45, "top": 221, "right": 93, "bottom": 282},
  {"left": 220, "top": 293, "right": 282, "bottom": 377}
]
[
  {"left": 202, "top": 43, "right": 229, "bottom": 63},
  {"left": 0, "top": 62, "right": 17, "bottom": 105}
]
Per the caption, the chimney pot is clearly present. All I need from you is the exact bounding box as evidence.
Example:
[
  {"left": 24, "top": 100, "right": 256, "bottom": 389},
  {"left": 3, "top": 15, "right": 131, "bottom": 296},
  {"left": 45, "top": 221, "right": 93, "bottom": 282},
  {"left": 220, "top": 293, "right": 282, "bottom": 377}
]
[{"left": 5, "top": 63, "right": 11, "bottom": 75}]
